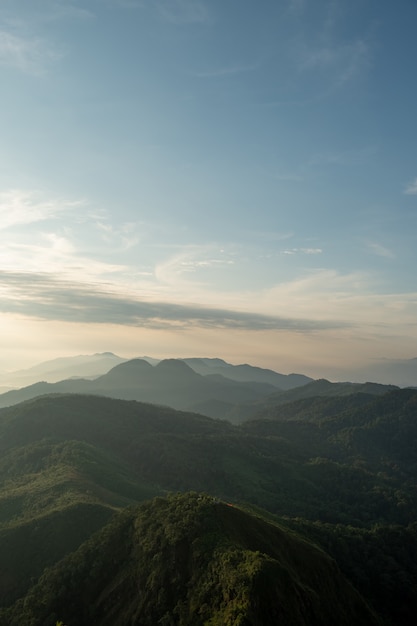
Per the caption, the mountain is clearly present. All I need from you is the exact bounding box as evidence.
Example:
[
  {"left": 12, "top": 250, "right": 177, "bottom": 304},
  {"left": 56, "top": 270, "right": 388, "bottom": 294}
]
[
  {"left": 2, "top": 389, "right": 417, "bottom": 623},
  {"left": 259, "top": 378, "right": 398, "bottom": 405},
  {"left": 182, "top": 357, "right": 312, "bottom": 389},
  {"left": 350, "top": 356, "right": 417, "bottom": 387},
  {"left": 2, "top": 388, "right": 417, "bottom": 527},
  {"left": 1, "top": 354, "right": 312, "bottom": 392},
  {"left": 2, "top": 493, "right": 379, "bottom": 626},
  {"left": 223, "top": 378, "right": 398, "bottom": 423},
  {"left": 1, "top": 352, "right": 127, "bottom": 387},
  {"left": 0, "top": 358, "right": 399, "bottom": 423},
  {"left": 0, "top": 358, "right": 282, "bottom": 418}
]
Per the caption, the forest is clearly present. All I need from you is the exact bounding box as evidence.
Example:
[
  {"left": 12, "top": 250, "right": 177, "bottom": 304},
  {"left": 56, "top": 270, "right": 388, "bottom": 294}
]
[{"left": 0, "top": 364, "right": 417, "bottom": 625}]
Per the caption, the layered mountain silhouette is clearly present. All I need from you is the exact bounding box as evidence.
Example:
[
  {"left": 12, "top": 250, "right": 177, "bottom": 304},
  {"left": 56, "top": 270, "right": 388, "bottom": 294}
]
[
  {"left": 0, "top": 358, "right": 306, "bottom": 418},
  {"left": 182, "top": 357, "right": 311, "bottom": 388},
  {"left": 0, "top": 358, "right": 400, "bottom": 423},
  {"left": 0, "top": 352, "right": 127, "bottom": 387}
]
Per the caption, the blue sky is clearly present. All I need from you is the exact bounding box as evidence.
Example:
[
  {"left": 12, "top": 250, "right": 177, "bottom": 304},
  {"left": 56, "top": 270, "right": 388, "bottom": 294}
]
[{"left": 1, "top": 0, "right": 417, "bottom": 380}]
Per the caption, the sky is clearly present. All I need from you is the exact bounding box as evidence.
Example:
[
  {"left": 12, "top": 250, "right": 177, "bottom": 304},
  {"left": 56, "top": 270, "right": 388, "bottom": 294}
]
[{"left": 0, "top": 0, "right": 417, "bottom": 381}]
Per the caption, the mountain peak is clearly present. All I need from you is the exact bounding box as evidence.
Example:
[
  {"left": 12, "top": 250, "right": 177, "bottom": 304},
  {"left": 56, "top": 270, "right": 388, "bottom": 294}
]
[{"left": 156, "top": 359, "right": 197, "bottom": 374}]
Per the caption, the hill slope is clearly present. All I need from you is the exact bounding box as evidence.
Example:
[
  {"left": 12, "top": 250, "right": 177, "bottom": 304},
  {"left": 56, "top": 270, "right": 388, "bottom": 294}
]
[
  {"left": 2, "top": 492, "right": 379, "bottom": 626},
  {"left": 2, "top": 391, "right": 417, "bottom": 624}
]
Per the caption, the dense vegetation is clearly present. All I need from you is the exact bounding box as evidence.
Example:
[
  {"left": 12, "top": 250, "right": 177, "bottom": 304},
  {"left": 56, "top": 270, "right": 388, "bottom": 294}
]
[
  {"left": 0, "top": 383, "right": 417, "bottom": 624},
  {"left": 1, "top": 493, "right": 378, "bottom": 626}
]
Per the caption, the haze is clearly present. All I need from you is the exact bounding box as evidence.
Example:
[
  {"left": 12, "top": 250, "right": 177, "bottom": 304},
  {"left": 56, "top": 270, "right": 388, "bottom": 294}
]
[{"left": 1, "top": 0, "right": 416, "bottom": 382}]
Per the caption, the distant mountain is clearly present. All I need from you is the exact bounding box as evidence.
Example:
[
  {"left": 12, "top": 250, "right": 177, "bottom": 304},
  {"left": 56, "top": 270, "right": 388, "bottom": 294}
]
[
  {"left": 0, "top": 363, "right": 400, "bottom": 422},
  {"left": 2, "top": 354, "right": 313, "bottom": 391},
  {"left": 353, "top": 356, "right": 417, "bottom": 387},
  {"left": 3, "top": 493, "right": 378, "bottom": 626},
  {"left": 182, "top": 357, "right": 312, "bottom": 389},
  {"left": 1, "top": 352, "right": 127, "bottom": 387},
  {"left": 260, "top": 378, "right": 398, "bottom": 406},
  {"left": 0, "top": 358, "right": 282, "bottom": 418},
  {"left": 222, "top": 378, "right": 398, "bottom": 423}
]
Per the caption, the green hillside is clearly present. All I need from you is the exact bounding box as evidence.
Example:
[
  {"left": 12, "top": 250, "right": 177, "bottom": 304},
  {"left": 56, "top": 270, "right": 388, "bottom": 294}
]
[
  {"left": 1, "top": 390, "right": 417, "bottom": 624},
  {"left": 1, "top": 493, "right": 379, "bottom": 626}
]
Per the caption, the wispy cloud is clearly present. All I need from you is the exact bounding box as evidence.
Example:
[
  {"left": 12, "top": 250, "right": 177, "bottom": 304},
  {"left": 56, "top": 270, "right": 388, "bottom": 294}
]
[
  {"left": 0, "top": 189, "right": 85, "bottom": 230},
  {"left": 0, "top": 236, "right": 128, "bottom": 281},
  {"left": 281, "top": 248, "right": 322, "bottom": 255},
  {"left": 256, "top": 269, "right": 417, "bottom": 332},
  {"left": 366, "top": 242, "right": 395, "bottom": 259},
  {"left": 0, "top": 270, "right": 347, "bottom": 332},
  {"left": 154, "top": 246, "right": 235, "bottom": 287},
  {"left": 404, "top": 177, "right": 417, "bottom": 195},
  {"left": 96, "top": 221, "right": 140, "bottom": 251},
  {"left": 0, "top": 29, "right": 59, "bottom": 74},
  {"left": 0, "top": 188, "right": 137, "bottom": 282}
]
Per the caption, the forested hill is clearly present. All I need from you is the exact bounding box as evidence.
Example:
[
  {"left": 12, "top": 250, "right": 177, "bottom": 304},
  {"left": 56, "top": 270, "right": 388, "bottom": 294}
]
[
  {"left": 1, "top": 390, "right": 417, "bottom": 624},
  {"left": 1, "top": 493, "right": 379, "bottom": 626}
]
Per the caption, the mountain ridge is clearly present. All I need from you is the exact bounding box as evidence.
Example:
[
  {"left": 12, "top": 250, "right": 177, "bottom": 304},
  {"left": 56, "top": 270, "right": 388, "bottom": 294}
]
[
  {"left": 2, "top": 493, "right": 380, "bottom": 626},
  {"left": 1, "top": 391, "right": 417, "bottom": 623}
]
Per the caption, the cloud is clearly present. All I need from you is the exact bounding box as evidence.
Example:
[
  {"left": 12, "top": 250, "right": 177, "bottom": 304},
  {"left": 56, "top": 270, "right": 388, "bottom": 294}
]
[
  {"left": 0, "top": 270, "right": 347, "bottom": 332},
  {"left": 95, "top": 220, "right": 140, "bottom": 251},
  {"left": 154, "top": 245, "right": 238, "bottom": 290},
  {"left": 281, "top": 248, "right": 322, "bottom": 256},
  {"left": 256, "top": 269, "right": 417, "bottom": 333},
  {"left": 0, "top": 188, "right": 137, "bottom": 281},
  {"left": 366, "top": 242, "right": 395, "bottom": 259},
  {"left": 0, "top": 189, "right": 85, "bottom": 230},
  {"left": 0, "top": 29, "right": 58, "bottom": 74},
  {"left": 0, "top": 236, "right": 128, "bottom": 280},
  {"left": 404, "top": 177, "right": 417, "bottom": 195}
]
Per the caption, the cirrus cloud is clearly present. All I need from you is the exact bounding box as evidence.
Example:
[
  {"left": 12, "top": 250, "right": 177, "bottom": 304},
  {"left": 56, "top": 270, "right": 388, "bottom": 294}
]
[{"left": 0, "top": 28, "right": 59, "bottom": 74}]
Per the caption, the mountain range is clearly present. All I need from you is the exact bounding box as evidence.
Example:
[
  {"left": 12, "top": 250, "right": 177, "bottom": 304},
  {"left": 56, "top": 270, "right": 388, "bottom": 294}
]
[
  {"left": 0, "top": 353, "right": 311, "bottom": 389},
  {"left": 1, "top": 383, "right": 417, "bottom": 624},
  {"left": 2, "top": 351, "right": 417, "bottom": 388},
  {"left": 0, "top": 356, "right": 399, "bottom": 422},
  {"left": 0, "top": 357, "right": 314, "bottom": 420}
]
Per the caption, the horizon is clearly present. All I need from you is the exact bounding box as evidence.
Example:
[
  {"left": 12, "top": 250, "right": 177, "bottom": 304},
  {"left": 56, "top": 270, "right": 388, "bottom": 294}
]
[
  {"left": 1, "top": 349, "right": 416, "bottom": 389},
  {"left": 1, "top": 1, "right": 417, "bottom": 377}
]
